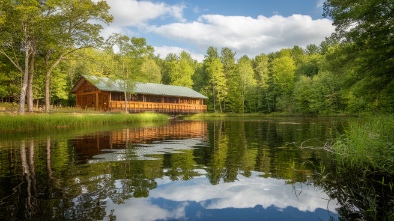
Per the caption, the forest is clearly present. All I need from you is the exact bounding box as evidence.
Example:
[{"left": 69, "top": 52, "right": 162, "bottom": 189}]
[{"left": 0, "top": 0, "right": 393, "bottom": 114}]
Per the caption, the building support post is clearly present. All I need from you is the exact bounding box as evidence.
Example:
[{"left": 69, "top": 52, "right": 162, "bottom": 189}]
[{"left": 95, "top": 92, "right": 99, "bottom": 111}]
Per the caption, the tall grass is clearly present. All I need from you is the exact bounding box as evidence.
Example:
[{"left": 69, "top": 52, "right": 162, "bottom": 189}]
[
  {"left": 332, "top": 115, "right": 394, "bottom": 173},
  {"left": 0, "top": 112, "right": 169, "bottom": 133}
]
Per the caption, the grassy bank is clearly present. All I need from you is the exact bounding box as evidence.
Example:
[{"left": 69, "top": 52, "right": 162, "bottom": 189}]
[
  {"left": 331, "top": 114, "right": 394, "bottom": 174},
  {"left": 0, "top": 112, "right": 169, "bottom": 133}
]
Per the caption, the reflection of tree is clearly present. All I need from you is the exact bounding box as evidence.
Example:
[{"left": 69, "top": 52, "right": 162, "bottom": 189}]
[
  {"left": 224, "top": 121, "right": 247, "bottom": 182},
  {"left": 166, "top": 150, "right": 199, "bottom": 181},
  {"left": 19, "top": 140, "right": 38, "bottom": 220},
  {"left": 0, "top": 137, "right": 166, "bottom": 220},
  {"left": 313, "top": 168, "right": 394, "bottom": 221},
  {"left": 0, "top": 118, "right": 357, "bottom": 220},
  {"left": 206, "top": 121, "right": 228, "bottom": 185},
  {"left": 240, "top": 148, "right": 257, "bottom": 177}
]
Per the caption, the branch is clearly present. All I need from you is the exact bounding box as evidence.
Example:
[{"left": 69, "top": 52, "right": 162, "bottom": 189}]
[
  {"left": 0, "top": 50, "right": 24, "bottom": 73},
  {"left": 46, "top": 45, "right": 94, "bottom": 75}
]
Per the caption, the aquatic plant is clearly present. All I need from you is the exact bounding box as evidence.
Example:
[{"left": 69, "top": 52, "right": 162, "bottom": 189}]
[{"left": 331, "top": 114, "right": 394, "bottom": 174}]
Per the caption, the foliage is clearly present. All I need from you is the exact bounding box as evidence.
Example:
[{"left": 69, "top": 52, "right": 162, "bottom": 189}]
[
  {"left": 206, "top": 57, "right": 226, "bottom": 112},
  {"left": 323, "top": 0, "right": 394, "bottom": 112},
  {"left": 331, "top": 115, "right": 394, "bottom": 174}
]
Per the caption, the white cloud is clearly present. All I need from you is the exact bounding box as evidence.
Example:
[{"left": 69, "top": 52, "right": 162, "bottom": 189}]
[
  {"left": 317, "top": 0, "right": 325, "bottom": 8},
  {"left": 154, "top": 46, "right": 205, "bottom": 62},
  {"left": 101, "top": 1, "right": 335, "bottom": 61},
  {"left": 149, "top": 14, "right": 335, "bottom": 58},
  {"left": 105, "top": 0, "right": 186, "bottom": 27}
]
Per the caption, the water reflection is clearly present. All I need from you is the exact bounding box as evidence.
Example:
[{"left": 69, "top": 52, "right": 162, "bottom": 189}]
[{"left": 0, "top": 118, "right": 347, "bottom": 220}]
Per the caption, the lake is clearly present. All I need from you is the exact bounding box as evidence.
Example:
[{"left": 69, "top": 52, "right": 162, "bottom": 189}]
[{"left": 0, "top": 117, "right": 363, "bottom": 220}]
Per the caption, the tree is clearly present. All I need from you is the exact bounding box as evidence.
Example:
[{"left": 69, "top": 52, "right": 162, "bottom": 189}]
[
  {"left": 253, "top": 53, "right": 271, "bottom": 112},
  {"left": 235, "top": 56, "right": 256, "bottom": 113},
  {"left": 323, "top": 0, "right": 394, "bottom": 111},
  {"left": 128, "top": 37, "right": 155, "bottom": 81},
  {"left": 140, "top": 58, "right": 161, "bottom": 83},
  {"left": 220, "top": 47, "right": 236, "bottom": 112},
  {"left": 271, "top": 55, "right": 296, "bottom": 95},
  {"left": 40, "top": 0, "right": 113, "bottom": 112},
  {"left": 105, "top": 33, "right": 134, "bottom": 113},
  {"left": 168, "top": 51, "right": 194, "bottom": 87},
  {"left": 271, "top": 53, "right": 296, "bottom": 112},
  {"left": 206, "top": 58, "right": 226, "bottom": 112},
  {"left": 0, "top": 1, "right": 41, "bottom": 113},
  {"left": 0, "top": 0, "right": 113, "bottom": 113}
]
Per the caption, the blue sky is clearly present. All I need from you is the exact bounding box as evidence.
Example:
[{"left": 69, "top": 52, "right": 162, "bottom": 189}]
[{"left": 102, "top": 0, "right": 333, "bottom": 61}]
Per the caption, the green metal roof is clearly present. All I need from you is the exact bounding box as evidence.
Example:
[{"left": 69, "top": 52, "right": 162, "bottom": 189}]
[{"left": 76, "top": 75, "right": 207, "bottom": 99}]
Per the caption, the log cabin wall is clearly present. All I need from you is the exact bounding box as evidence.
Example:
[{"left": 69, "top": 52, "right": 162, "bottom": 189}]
[{"left": 72, "top": 76, "right": 207, "bottom": 114}]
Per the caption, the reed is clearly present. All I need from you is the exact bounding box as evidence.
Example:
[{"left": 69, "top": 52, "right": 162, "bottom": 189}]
[
  {"left": 0, "top": 112, "right": 169, "bottom": 133},
  {"left": 332, "top": 114, "right": 394, "bottom": 173}
]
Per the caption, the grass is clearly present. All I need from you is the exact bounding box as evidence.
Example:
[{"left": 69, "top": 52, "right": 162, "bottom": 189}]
[
  {"left": 0, "top": 112, "right": 169, "bottom": 133},
  {"left": 331, "top": 114, "right": 394, "bottom": 174}
]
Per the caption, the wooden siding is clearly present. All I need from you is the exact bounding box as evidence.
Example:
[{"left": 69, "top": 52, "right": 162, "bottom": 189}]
[
  {"left": 74, "top": 80, "right": 207, "bottom": 114},
  {"left": 109, "top": 101, "right": 207, "bottom": 114}
]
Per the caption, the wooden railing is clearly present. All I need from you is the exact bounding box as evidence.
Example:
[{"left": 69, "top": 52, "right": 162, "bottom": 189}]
[{"left": 109, "top": 101, "right": 207, "bottom": 114}]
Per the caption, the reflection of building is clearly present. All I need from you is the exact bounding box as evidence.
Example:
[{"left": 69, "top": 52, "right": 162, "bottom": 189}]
[
  {"left": 70, "top": 75, "right": 208, "bottom": 114},
  {"left": 72, "top": 121, "right": 207, "bottom": 163},
  {"left": 111, "top": 121, "right": 207, "bottom": 144}
]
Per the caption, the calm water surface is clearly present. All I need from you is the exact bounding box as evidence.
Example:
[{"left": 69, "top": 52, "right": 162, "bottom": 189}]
[{"left": 0, "top": 118, "right": 348, "bottom": 221}]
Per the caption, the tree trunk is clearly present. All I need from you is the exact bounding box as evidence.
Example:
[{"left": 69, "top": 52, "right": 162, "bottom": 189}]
[
  {"left": 27, "top": 47, "right": 35, "bottom": 112},
  {"left": 265, "top": 91, "right": 271, "bottom": 113},
  {"left": 19, "top": 43, "right": 30, "bottom": 114},
  {"left": 45, "top": 67, "right": 51, "bottom": 113},
  {"left": 212, "top": 83, "right": 216, "bottom": 112},
  {"left": 124, "top": 88, "right": 128, "bottom": 113},
  {"left": 44, "top": 55, "right": 63, "bottom": 113}
]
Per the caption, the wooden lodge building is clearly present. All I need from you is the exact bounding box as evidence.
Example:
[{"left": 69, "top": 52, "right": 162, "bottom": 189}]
[{"left": 70, "top": 75, "right": 208, "bottom": 114}]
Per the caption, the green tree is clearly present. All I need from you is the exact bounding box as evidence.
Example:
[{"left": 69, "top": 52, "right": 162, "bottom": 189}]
[
  {"left": 0, "top": 1, "right": 41, "bottom": 113},
  {"left": 140, "top": 58, "right": 161, "bottom": 83},
  {"left": 323, "top": 0, "right": 394, "bottom": 112},
  {"left": 272, "top": 55, "right": 296, "bottom": 95},
  {"left": 236, "top": 56, "right": 256, "bottom": 113},
  {"left": 270, "top": 52, "right": 296, "bottom": 112},
  {"left": 173, "top": 51, "right": 194, "bottom": 87},
  {"left": 200, "top": 46, "right": 220, "bottom": 111},
  {"left": 0, "top": 0, "right": 113, "bottom": 113},
  {"left": 220, "top": 47, "right": 236, "bottom": 112},
  {"left": 162, "top": 51, "right": 194, "bottom": 88},
  {"left": 105, "top": 33, "right": 134, "bottom": 113},
  {"left": 253, "top": 53, "right": 271, "bottom": 112},
  {"left": 161, "top": 53, "right": 177, "bottom": 85},
  {"left": 128, "top": 37, "right": 155, "bottom": 82},
  {"left": 206, "top": 58, "right": 226, "bottom": 112}
]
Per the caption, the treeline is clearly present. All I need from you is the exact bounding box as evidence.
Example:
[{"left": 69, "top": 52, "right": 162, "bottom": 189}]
[{"left": 1, "top": 0, "right": 393, "bottom": 114}]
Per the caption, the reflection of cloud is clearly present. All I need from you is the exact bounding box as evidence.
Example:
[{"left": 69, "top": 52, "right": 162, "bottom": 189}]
[
  {"left": 152, "top": 172, "right": 338, "bottom": 213},
  {"left": 104, "top": 172, "right": 338, "bottom": 221},
  {"left": 106, "top": 198, "right": 187, "bottom": 221}
]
